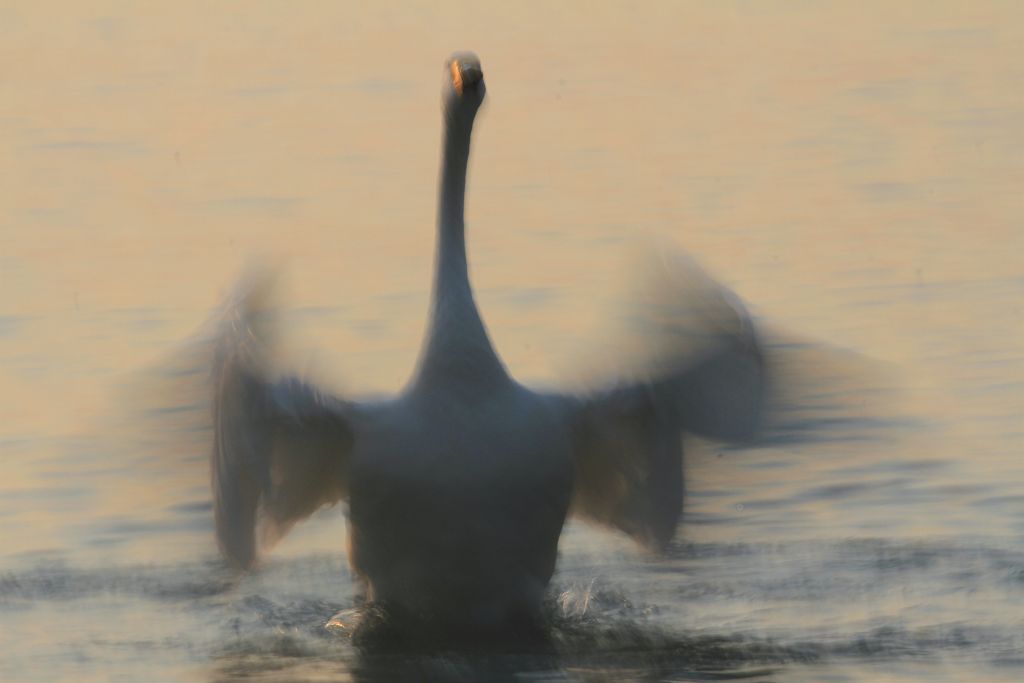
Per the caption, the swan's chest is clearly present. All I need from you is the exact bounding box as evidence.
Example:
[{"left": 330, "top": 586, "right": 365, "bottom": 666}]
[
  {"left": 345, "top": 389, "right": 574, "bottom": 617},
  {"left": 349, "top": 388, "right": 572, "bottom": 491}
]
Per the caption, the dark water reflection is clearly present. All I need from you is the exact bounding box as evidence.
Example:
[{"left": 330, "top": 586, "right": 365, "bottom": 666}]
[{"left": 4, "top": 536, "right": 1023, "bottom": 682}]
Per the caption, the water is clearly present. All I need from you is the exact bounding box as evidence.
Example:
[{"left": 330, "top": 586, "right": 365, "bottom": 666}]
[{"left": 2, "top": 2, "right": 1023, "bottom": 680}]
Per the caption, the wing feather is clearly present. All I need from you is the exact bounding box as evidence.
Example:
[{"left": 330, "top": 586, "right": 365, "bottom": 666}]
[
  {"left": 211, "top": 276, "right": 353, "bottom": 570},
  {"left": 567, "top": 250, "right": 766, "bottom": 550},
  {"left": 571, "top": 382, "right": 683, "bottom": 549}
]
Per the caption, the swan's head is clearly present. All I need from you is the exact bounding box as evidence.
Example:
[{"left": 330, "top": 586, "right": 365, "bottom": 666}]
[{"left": 443, "top": 52, "right": 486, "bottom": 122}]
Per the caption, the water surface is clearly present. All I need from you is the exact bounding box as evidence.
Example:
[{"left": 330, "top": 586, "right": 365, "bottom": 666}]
[{"left": 2, "top": 2, "right": 1023, "bottom": 681}]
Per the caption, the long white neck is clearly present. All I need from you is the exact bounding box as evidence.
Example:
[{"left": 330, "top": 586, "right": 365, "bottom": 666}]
[{"left": 410, "top": 110, "right": 507, "bottom": 392}]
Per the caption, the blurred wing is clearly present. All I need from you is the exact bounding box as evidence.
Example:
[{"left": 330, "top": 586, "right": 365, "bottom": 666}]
[
  {"left": 569, "top": 382, "right": 684, "bottom": 550},
  {"left": 211, "top": 275, "right": 353, "bottom": 570},
  {"left": 566, "top": 249, "right": 766, "bottom": 549}
]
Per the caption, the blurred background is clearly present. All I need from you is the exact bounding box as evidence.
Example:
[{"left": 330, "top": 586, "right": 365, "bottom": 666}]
[{"left": 1, "top": 2, "right": 1022, "bottom": 681}]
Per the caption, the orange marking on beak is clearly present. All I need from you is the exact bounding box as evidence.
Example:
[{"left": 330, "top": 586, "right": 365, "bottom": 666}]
[{"left": 451, "top": 60, "right": 463, "bottom": 96}]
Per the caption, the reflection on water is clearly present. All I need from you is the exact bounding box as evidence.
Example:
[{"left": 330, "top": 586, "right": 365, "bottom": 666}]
[{"left": 2, "top": 2, "right": 1023, "bottom": 681}]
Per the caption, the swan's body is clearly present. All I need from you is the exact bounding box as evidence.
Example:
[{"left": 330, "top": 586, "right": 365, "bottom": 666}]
[
  {"left": 346, "top": 385, "right": 573, "bottom": 629},
  {"left": 211, "top": 53, "right": 764, "bottom": 637}
]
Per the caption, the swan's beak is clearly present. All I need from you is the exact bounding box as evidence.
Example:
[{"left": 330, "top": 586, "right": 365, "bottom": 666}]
[{"left": 451, "top": 56, "right": 483, "bottom": 96}]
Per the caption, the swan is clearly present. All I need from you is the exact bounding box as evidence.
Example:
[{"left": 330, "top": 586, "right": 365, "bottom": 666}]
[{"left": 211, "top": 53, "right": 764, "bottom": 639}]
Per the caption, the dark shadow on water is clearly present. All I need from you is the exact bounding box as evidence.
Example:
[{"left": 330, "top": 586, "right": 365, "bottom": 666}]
[
  {"left": 201, "top": 543, "right": 1024, "bottom": 681},
  {"left": 5, "top": 552, "right": 1017, "bottom": 682},
  {"left": 210, "top": 596, "right": 792, "bottom": 682}
]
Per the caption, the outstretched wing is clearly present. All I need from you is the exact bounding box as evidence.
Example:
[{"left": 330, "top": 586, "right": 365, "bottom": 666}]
[
  {"left": 211, "top": 275, "right": 354, "bottom": 570},
  {"left": 566, "top": 250, "right": 766, "bottom": 550},
  {"left": 569, "top": 381, "right": 685, "bottom": 550}
]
